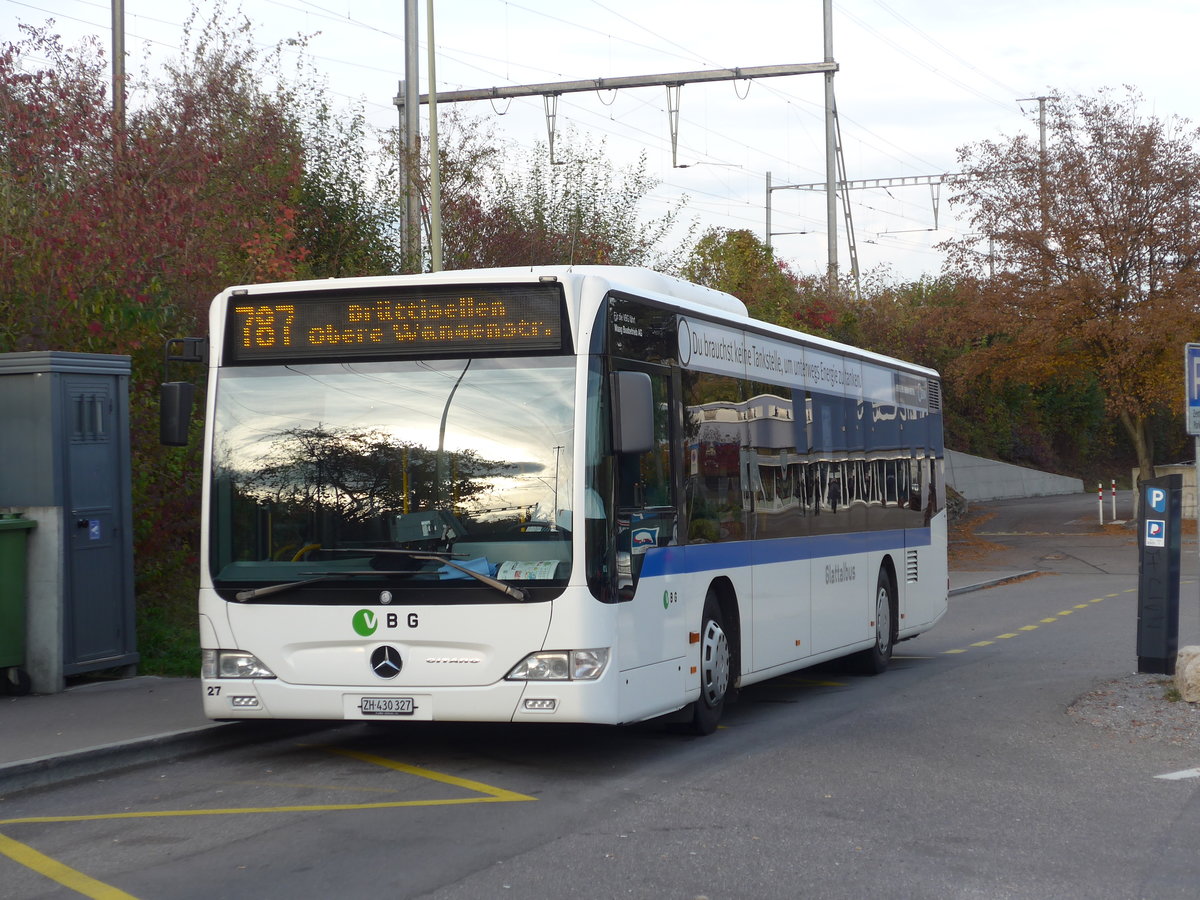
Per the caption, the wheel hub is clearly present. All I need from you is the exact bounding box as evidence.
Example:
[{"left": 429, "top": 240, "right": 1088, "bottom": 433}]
[{"left": 700, "top": 619, "right": 730, "bottom": 706}]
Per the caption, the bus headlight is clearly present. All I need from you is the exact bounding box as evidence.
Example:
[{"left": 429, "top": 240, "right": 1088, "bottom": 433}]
[
  {"left": 202, "top": 649, "right": 277, "bottom": 679},
  {"left": 506, "top": 648, "right": 610, "bottom": 682}
]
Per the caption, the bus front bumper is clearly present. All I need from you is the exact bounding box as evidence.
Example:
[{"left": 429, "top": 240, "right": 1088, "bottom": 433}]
[{"left": 200, "top": 676, "right": 621, "bottom": 724}]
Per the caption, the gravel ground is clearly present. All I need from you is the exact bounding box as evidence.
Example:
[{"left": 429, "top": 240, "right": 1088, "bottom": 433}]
[{"left": 1068, "top": 673, "right": 1200, "bottom": 746}]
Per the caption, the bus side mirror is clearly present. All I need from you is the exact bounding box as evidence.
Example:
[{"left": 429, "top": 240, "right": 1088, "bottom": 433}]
[
  {"left": 159, "top": 337, "right": 208, "bottom": 447},
  {"left": 160, "top": 381, "right": 196, "bottom": 446},
  {"left": 611, "top": 371, "right": 653, "bottom": 455}
]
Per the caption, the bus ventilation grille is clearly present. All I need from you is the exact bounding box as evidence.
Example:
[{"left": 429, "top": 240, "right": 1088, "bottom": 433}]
[
  {"left": 906, "top": 550, "right": 919, "bottom": 584},
  {"left": 927, "top": 380, "right": 942, "bottom": 411}
]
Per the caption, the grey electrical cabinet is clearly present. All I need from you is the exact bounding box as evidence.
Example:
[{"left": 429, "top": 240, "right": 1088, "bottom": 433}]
[{"left": 0, "top": 352, "right": 138, "bottom": 692}]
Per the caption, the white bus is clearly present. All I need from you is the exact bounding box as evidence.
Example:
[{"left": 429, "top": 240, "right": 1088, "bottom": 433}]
[{"left": 174, "top": 266, "right": 947, "bottom": 734}]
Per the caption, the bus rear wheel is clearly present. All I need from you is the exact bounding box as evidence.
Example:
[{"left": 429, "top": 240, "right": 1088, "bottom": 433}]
[
  {"left": 854, "top": 567, "right": 895, "bottom": 675},
  {"left": 690, "top": 592, "right": 730, "bottom": 735}
]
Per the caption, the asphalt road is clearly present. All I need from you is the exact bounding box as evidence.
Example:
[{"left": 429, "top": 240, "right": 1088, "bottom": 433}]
[{"left": 2, "top": 493, "right": 1198, "bottom": 900}]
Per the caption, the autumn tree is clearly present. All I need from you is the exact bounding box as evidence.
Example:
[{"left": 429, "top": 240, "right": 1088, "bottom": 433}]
[
  {"left": 434, "top": 123, "right": 684, "bottom": 270},
  {"left": 294, "top": 96, "right": 405, "bottom": 278},
  {"left": 1, "top": 10, "right": 410, "bottom": 673},
  {"left": 943, "top": 88, "right": 1200, "bottom": 482},
  {"left": 680, "top": 228, "right": 835, "bottom": 332}
]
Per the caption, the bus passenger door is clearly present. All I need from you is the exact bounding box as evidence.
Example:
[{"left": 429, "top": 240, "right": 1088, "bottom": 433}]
[{"left": 614, "top": 369, "right": 686, "bottom": 699}]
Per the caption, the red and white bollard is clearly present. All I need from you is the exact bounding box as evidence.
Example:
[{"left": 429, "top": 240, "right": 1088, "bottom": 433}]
[
  {"left": 1111, "top": 479, "right": 1117, "bottom": 520},
  {"left": 1098, "top": 482, "right": 1104, "bottom": 525}
]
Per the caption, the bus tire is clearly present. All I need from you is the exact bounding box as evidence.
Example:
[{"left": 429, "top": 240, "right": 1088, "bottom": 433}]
[
  {"left": 689, "top": 591, "right": 731, "bottom": 734},
  {"left": 854, "top": 567, "right": 895, "bottom": 676}
]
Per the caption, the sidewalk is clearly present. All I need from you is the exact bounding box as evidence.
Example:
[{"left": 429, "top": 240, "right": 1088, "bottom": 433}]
[{"left": 0, "top": 676, "right": 236, "bottom": 795}]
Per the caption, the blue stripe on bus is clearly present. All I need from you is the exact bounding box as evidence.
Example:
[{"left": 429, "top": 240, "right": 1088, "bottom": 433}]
[{"left": 639, "top": 528, "right": 930, "bottom": 579}]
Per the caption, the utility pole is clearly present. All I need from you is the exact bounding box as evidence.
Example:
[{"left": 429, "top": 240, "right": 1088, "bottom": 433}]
[
  {"left": 425, "top": 0, "right": 443, "bottom": 272},
  {"left": 394, "top": 0, "right": 420, "bottom": 268},
  {"left": 111, "top": 0, "right": 125, "bottom": 145},
  {"left": 1018, "top": 95, "right": 1051, "bottom": 231},
  {"left": 823, "top": 0, "right": 837, "bottom": 285},
  {"left": 1018, "top": 95, "right": 1049, "bottom": 157}
]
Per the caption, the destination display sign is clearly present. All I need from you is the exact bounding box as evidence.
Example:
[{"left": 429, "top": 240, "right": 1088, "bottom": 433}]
[{"left": 225, "top": 284, "right": 566, "bottom": 363}]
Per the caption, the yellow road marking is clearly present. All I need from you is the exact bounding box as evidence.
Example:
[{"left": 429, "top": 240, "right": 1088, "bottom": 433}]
[
  {"left": 321, "top": 748, "right": 536, "bottom": 802},
  {"left": 1, "top": 797, "right": 527, "bottom": 826},
  {"left": 944, "top": 583, "right": 1122, "bottom": 655},
  {"left": 0, "top": 831, "right": 138, "bottom": 899},
  {"left": 0, "top": 751, "right": 534, "bottom": 826}
]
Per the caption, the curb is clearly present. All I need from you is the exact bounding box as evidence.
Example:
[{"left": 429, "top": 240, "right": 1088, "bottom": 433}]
[
  {"left": 0, "top": 721, "right": 334, "bottom": 797},
  {"left": 950, "top": 570, "right": 1039, "bottom": 596}
]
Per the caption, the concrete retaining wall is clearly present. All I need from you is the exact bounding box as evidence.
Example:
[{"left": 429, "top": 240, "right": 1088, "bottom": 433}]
[
  {"left": 945, "top": 449, "right": 1083, "bottom": 501},
  {"left": 1131, "top": 465, "right": 1197, "bottom": 519}
]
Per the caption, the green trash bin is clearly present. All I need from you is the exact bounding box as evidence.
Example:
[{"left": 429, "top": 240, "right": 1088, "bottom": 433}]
[{"left": 0, "top": 513, "right": 36, "bottom": 695}]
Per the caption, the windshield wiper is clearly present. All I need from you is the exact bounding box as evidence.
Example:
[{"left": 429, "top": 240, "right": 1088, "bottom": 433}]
[
  {"left": 408, "top": 553, "right": 529, "bottom": 602},
  {"left": 234, "top": 575, "right": 340, "bottom": 602}
]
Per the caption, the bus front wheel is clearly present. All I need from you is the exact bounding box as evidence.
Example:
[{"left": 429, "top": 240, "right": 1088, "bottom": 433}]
[{"left": 690, "top": 592, "right": 731, "bottom": 735}]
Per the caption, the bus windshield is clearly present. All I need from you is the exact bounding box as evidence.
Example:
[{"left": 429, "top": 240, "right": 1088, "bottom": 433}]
[{"left": 208, "top": 356, "right": 575, "bottom": 598}]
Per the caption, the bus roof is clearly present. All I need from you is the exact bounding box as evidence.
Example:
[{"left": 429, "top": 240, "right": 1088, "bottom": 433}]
[{"left": 218, "top": 265, "right": 937, "bottom": 380}]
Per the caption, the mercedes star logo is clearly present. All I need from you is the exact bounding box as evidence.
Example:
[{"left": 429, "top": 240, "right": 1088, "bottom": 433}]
[{"left": 370, "top": 645, "right": 403, "bottom": 678}]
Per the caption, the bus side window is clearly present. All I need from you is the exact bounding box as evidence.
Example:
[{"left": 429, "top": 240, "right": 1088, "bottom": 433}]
[
  {"left": 616, "top": 372, "right": 673, "bottom": 514},
  {"left": 615, "top": 371, "right": 676, "bottom": 595}
]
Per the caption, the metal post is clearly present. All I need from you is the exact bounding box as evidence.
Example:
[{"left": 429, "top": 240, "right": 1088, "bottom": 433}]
[
  {"left": 765, "top": 170, "right": 772, "bottom": 248},
  {"left": 404, "top": 0, "right": 420, "bottom": 266},
  {"left": 426, "top": 0, "right": 443, "bottom": 272},
  {"left": 823, "top": 0, "right": 837, "bottom": 283},
  {"left": 111, "top": 0, "right": 125, "bottom": 140}
]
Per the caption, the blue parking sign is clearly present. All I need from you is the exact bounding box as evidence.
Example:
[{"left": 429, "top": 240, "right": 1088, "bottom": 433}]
[{"left": 1187, "top": 343, "right": 1200, "bottom": 434}]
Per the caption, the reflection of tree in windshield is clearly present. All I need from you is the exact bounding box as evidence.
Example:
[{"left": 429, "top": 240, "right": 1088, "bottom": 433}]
[{"left": 234, "top": 425, "right": 516, "bottom": 521}]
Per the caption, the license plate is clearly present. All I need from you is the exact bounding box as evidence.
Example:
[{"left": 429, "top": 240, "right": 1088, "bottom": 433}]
[{"left": 360, "top": 696, "right": 415, "bottom": 716}]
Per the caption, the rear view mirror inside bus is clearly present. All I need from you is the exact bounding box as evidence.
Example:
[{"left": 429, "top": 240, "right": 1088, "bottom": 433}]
[{"left": 611, "top": 371, "right": 653, "bottom": 455}]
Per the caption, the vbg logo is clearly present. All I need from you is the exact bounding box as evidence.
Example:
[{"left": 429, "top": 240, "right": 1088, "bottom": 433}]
[
  {"left": 352, "top": 609, "right": 379, "bottom": 637},
  {"left": 352, "top": 609, "right": 420, "bottom": 635},
  {"left": 1146, "top": 487, "right": 1168, "bottom": 514}
]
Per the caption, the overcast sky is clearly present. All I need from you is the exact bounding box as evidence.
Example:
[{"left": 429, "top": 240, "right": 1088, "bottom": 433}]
[{"left": 5, "top": 0, "right": 1199, "bottom": 282}]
